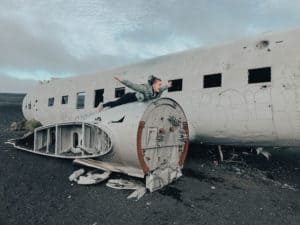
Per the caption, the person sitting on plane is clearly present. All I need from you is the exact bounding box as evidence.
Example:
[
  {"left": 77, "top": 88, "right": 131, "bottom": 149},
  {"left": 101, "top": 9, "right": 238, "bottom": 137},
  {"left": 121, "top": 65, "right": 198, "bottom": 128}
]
[{"left": 97, "top": 75, "right": 172, "bottom": 112}]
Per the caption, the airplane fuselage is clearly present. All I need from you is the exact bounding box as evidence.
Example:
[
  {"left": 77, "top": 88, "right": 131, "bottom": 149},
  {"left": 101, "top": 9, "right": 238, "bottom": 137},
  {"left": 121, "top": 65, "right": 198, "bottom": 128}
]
[{"left": 22, "top": 29, "right": 300, "bottom": 147}]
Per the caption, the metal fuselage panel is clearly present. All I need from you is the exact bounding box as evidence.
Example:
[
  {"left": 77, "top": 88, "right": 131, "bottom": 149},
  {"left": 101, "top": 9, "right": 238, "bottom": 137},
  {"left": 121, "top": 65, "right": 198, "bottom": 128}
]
[{"left": 22, "top": 29, "right": 300, "bottom": 146}]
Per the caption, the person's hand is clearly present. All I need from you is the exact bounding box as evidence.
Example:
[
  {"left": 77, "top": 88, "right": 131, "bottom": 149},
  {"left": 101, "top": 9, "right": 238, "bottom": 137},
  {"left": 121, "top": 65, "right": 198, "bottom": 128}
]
[
  {"left": 114, "top": 76, "right": 123, "bottom": 82},
  {"left": 168, "top": 81, "right": 172, "bottom": 87}
]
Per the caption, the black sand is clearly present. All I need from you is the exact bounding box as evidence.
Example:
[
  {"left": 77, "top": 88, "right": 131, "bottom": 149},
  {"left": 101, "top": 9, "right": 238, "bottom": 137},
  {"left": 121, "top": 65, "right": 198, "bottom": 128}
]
[{"left": 0, "top": 93, "right": 299, "bottom": 225}]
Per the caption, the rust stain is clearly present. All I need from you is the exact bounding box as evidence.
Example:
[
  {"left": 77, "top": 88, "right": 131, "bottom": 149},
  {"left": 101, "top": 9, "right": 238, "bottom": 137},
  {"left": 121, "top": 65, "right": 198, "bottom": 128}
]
[
  {"left": 179, "top": 121, "right": 189, "bottom": 167},
  {"left": 136, "top": 121, "right": 149, "bottom": 174}
]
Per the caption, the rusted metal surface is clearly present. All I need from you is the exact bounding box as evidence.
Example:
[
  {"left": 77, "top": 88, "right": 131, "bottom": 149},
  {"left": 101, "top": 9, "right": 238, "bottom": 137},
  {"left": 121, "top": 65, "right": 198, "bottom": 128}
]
[{"left": 136, "top": 121, "right": 149, "bottom": 174}]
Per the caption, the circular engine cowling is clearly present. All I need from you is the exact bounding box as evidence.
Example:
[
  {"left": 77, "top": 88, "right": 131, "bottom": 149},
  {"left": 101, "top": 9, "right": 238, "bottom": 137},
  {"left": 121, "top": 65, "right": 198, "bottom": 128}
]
[{"left": 81, "top": 97, "right": 189, "bottom": 191}]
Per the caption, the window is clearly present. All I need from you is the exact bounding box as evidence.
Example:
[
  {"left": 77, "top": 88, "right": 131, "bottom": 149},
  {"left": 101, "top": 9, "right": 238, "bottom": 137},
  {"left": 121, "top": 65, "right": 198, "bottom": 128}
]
[
  {"left": 61, "top": 95, "right": 68, "bottom": 104},
  {"left": 50, "top": 131, "right": 56, "bottom": 145},
  {"left": 94, "top": 89, "right": 104, "bottom": 108},
  {"left": 48, "top": 98, "right": 54, "bottom": 107},
  {"left": 248, "top": 67, "right": 271, "bottom": 84},
  {"left": 203, "top": 73, "right": 222, "bottom": 88},
  {"left": 76, "top": 92, "right": 86, "bottom": 109},
  {"left": 115, "top": 87, "right": 125, "bottom": 98},
  {"left": 73, "top": 132, "right": 79, "bottom": 148},
  {"left": 168, "top": 79, "right": 182, "bottom": 92}
]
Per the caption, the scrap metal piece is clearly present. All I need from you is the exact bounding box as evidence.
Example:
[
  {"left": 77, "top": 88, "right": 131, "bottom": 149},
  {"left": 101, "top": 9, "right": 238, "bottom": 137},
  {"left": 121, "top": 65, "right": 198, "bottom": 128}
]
[
  {"left": 106, "top": 179, "right": 146, "bottom": 200},
  {"left": 6, "top": 121, "right": 113, "bottom": 159},
  {"left": 106, "top": 179, "right": 139, "bottom": 190},
  {"left": 127, "top": 186, "right": 147, "bottom": 201},
  {"left": 76, "top": 170, "right": 111, "bottom": 185},
  {"left": 69, "top": 168, "right": 85, "bottom": 182},
  {"left": 218, "top": 145, "right": 224, "bottom": 162},
  {"left": 256, "top": 147, "right": 271, "bottom": 160},
  {"left": 73, "top": 159, "right": 144, "bottom": 178},
  {"left": 146, "top": 166, "right": 182, "bottom": 192}
]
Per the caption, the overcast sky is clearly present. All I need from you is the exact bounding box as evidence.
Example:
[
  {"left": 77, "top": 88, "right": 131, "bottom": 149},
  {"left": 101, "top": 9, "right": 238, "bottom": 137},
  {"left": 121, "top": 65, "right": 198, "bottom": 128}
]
[{"left": 1, "top": 0, "right": 300, "bottom": 93}]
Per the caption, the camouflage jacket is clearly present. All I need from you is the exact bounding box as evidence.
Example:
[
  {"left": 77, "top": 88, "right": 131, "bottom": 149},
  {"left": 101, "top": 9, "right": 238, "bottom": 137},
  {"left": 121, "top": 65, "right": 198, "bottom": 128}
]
[{"left": 121, "top": 79, "right": 168, "bottom": 102}]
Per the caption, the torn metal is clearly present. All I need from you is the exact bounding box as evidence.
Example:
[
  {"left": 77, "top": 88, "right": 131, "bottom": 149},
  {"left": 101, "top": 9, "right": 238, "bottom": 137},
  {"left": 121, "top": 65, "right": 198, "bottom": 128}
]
[
  {"left": 106, "top": 179, "right": 147, "bottom": 200},
  {"left": 69, "top": 168, "right": 85, "bottom": 182},
  {"left": 256, "top": 147, "right": 271, "bottom": 160},
  {"left": 69, "top": 168, "right": 112, "bottom": 185},
  {"left": 7, "top": 98, "right": 189, "bottom": 193},
  {"left": 76, "top": 170, "right": 111, "bottom": 185},
  {"left": 6, "top": 122, "right": 112, "bottom": 159}
]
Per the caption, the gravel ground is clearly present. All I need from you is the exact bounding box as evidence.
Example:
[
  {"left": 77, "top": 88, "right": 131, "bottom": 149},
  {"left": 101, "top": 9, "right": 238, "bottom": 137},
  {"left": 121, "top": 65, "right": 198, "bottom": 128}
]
[{"left": 0, "top": 93, "right": 299, "bottom": 225}]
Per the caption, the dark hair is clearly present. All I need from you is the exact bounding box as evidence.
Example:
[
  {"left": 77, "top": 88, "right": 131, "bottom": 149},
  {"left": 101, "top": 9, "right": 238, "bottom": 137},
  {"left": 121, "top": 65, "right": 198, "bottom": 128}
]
[{"left": 148, "top": 75, "right": 161, "bottom": 85}]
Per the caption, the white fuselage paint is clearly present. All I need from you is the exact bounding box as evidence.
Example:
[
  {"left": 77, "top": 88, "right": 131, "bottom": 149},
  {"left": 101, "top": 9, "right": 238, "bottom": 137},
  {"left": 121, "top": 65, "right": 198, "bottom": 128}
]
[{"left": 22, "top": 29, "right": 300, "bottom": 147}]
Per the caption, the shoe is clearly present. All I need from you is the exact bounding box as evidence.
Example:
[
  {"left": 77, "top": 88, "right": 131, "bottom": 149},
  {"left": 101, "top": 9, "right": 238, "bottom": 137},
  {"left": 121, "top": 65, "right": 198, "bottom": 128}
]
[
  {"left": 97, "top": 103, "right": 104, "bottom": 112},
  {"left": 103, "top": 106, "right": 111, "bottom": 112}
]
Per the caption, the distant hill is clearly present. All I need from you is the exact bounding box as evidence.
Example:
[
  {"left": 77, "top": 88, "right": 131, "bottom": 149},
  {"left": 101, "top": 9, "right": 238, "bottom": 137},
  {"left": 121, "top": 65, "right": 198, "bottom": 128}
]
[{"left": 0, "top": 93, "right": 25, "bottom": 105}]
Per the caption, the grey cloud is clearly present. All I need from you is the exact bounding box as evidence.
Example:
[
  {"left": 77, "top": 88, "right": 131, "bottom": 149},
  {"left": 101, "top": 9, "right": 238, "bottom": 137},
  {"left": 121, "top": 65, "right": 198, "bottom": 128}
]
[
  {"left": 0, "top": 74, "right": 38, "bottom": 93},
  {"left": 0, "top": 15, "right": 135, "bottom": 75},
  {"left": 0, "top": 0, "right": 300, "bottom": 92}
]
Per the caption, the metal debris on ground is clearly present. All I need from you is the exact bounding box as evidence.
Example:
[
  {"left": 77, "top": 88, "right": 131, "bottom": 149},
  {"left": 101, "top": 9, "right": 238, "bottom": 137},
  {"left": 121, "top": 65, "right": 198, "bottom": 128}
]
[
  {"left": 127, "top": 187, "right": 147, "bottom": 200},
  {"left": 281, "top": 183, "right": 297, "bottom": 192},
  {"left": 69, "top": 169, "right": 111, "bottom": 185},
  {"left": 218, "top": 145, "right": 224, "bottom": 162},
  {"left": 77, "top": 170, "right": 111, "bottom": 185},
  {"left": 146, "top": 166, "right": 182, "bottom": 192},
  {"left": 255, "top": 147, "right": 271, "bottom": 160},
  {"left": 260, "top": 174, "right": 298, "bottom": 192},
  {"left": 68, "top": 169, "right": 85, "bottom": 182},
  {"left": 106, "top": 179, "right": 146, "bottom": 200},
  {"left": 69, "top": 171, "right": 147, "bottom": 200}
]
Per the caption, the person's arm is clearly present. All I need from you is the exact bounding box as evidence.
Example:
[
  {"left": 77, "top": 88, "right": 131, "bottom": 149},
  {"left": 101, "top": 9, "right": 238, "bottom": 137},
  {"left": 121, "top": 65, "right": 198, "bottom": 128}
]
[
  {"left": 160, "top": 81, "right": 172, "bottom": 93},
  {"left": 121, "top": 80, "right": 147, "bottom": 93},
  {"left": 114, "top": 76, "right": 146, "bottom": 93},
  {"left": 160, "top": 85, "right": 169, "bottom": 92}
]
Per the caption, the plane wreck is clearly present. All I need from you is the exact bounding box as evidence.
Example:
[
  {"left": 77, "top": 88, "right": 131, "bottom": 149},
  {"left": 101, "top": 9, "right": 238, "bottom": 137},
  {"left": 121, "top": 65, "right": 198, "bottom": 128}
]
[
  {"left": 6, "top": 122, "right": 112, "bottom": 158},
  {"left": 6, "top": 98, "right": 189, "bottom": 192},
  {"left": 8, "top": 29, "right": 300, "bottom": 197}
]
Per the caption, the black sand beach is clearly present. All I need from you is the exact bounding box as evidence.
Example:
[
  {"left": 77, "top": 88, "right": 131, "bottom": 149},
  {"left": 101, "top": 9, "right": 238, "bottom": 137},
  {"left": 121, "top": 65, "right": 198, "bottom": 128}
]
[{"left": 0, "top": 93, "right": 299, "bottom": 225}]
